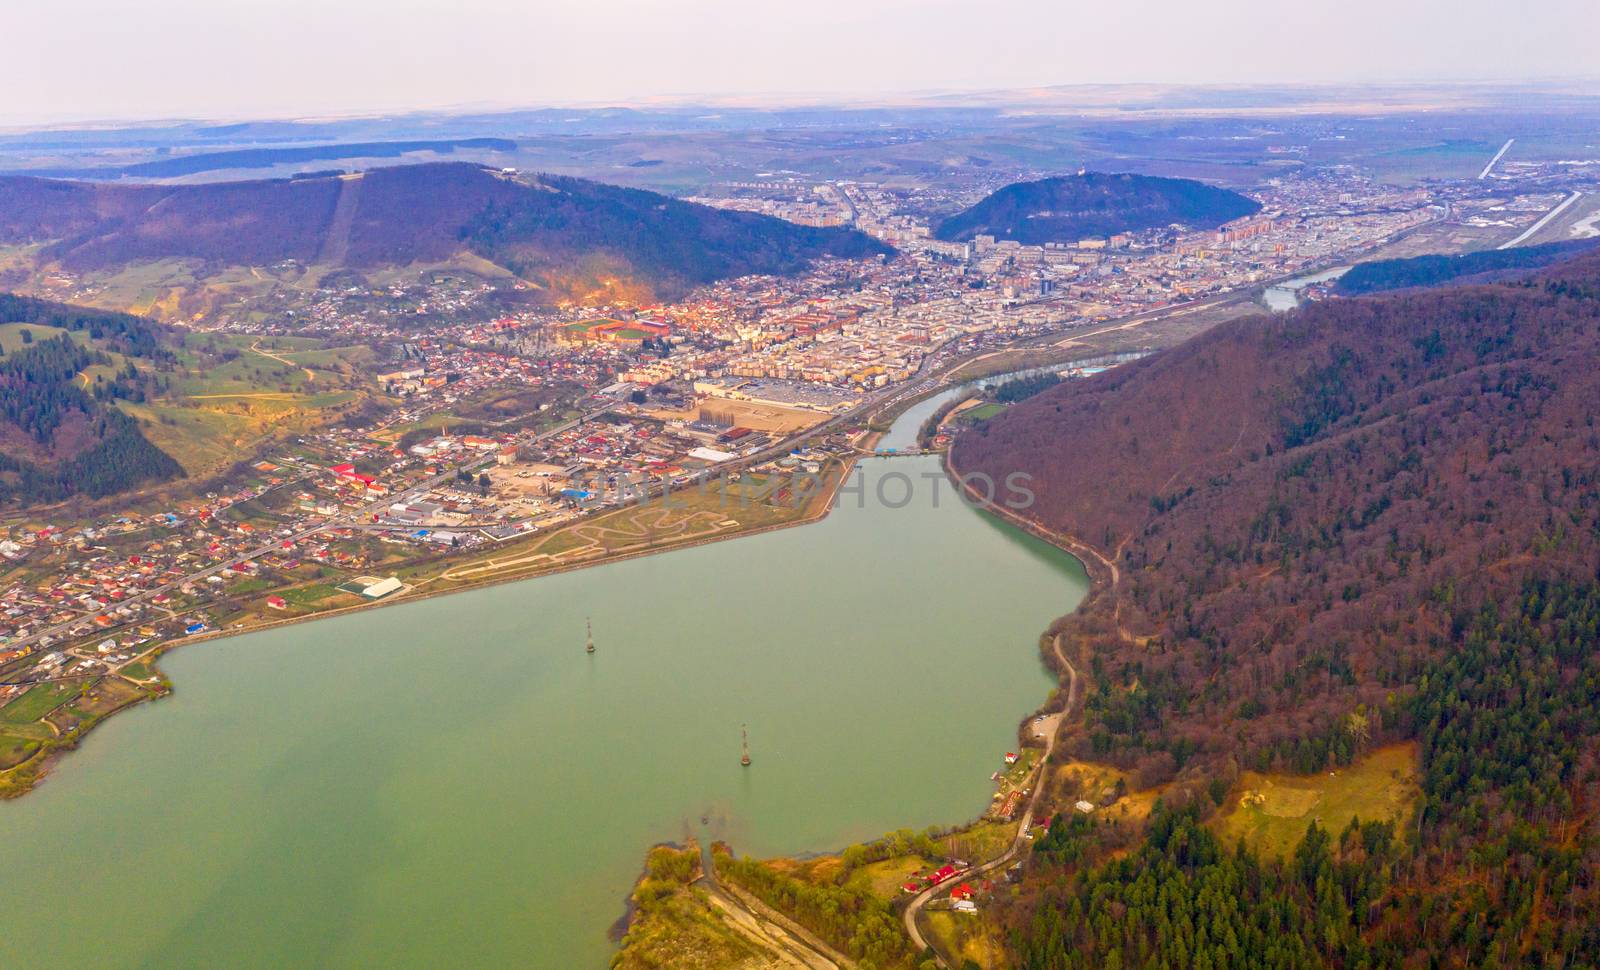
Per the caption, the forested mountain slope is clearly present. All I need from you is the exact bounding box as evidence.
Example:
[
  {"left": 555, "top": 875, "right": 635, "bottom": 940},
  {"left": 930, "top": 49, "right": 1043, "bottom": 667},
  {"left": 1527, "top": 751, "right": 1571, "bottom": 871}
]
[
  {"left": 0, "top": 163, "right": 890, "bottom": 303},
  {"left": 1336, "top": 237, "right": 1600, "bottom": 295},
  {"left": 953, "top": 253, "right": 1600, "bottom": 967},
  {"left": 0, "top": 294, "right": 182, "bottom": 504}
]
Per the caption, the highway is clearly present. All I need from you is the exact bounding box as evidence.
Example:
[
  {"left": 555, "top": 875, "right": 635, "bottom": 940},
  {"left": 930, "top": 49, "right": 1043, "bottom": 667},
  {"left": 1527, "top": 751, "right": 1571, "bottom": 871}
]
[
  {"left": 1479, "top": 138, "right": 1515, "bottom": 180},
  {"left": 1499, "top": 190, "right": 1583, "bottom": 250},
  {"left": 831, "top": 183, "right": 860, "bottom": 226}
]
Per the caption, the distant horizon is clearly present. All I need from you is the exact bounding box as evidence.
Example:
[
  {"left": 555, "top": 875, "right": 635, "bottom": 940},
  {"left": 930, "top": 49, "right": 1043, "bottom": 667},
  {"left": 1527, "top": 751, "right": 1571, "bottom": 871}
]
[
  {"left": 6, "top": 75, "right": 1600, "bottom": 131},
  {"left": 7, "top": 0, "right": 1599, "bottom": 126}
]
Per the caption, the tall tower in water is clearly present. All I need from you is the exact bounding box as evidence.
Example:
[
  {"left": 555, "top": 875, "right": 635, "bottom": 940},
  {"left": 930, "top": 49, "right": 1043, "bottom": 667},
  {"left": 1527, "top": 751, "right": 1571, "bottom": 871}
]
[
  {"left": 586, "top": 617, "right": 594, "bottom": 654},
  {"left": 741, "top": 724, "right": 751, "bottom": 767}
]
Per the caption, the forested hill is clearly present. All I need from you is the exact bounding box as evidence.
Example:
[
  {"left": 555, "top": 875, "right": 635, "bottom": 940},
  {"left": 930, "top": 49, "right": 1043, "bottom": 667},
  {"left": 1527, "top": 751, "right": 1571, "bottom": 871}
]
[
  {"left": 1336, "top": 237, "right": 1600, "bottom": 295},
  {"left": 933, "top": 172, "right": 1260, "bottom": 244},
  {"left": 953, "top": 254, "right": 1600, "bottom": 966},
  {"left": 0, "top": 163, "right": 890, "bottom": 302},
  {"left": 0, "top": 294, "right": 182, "bottom": 505}
]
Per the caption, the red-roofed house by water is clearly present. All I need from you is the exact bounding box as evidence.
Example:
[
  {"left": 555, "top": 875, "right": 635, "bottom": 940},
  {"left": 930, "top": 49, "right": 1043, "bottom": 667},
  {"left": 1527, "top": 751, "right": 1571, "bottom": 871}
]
[
  {"left": 926, "top": 864, "right": 958, "bottom": 887},
  {"left": 266, "top": 595, "right": 287, "bottom": 610}
]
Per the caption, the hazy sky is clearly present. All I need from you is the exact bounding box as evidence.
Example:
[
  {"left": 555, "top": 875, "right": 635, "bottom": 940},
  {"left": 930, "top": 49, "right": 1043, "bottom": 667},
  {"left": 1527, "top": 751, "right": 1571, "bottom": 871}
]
[{"left": 5, "top": 0, "right": 1599, "bottom": 124}]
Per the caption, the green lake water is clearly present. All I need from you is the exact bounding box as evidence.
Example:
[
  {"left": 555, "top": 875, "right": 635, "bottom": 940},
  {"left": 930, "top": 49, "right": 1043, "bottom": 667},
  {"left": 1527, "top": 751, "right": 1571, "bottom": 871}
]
[{"left": 0, "top": 394, "right": 1086, "bottom": 968}]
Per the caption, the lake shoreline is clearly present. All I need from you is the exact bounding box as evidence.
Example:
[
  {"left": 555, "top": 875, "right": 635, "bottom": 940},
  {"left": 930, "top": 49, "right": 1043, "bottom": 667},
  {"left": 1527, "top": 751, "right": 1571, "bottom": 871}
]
[
  {"left": 2, "top": 455, "right": 859, "bottom": 800},
  {"left": 607, "top": 437, "right": 1103, "bottom": 967}
]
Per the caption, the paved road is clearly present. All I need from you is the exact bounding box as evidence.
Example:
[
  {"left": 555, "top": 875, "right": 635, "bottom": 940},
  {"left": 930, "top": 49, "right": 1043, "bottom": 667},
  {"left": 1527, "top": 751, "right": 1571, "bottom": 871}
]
[
  {"left": 903, "top": 639, "right": 1081, "bottom": 965},
  {"left": 1499, "top": 190, "right": 1583, "bottom": 250},
  {"left": 1479, "top": 138, "right": 1515, "bottom": 180}
]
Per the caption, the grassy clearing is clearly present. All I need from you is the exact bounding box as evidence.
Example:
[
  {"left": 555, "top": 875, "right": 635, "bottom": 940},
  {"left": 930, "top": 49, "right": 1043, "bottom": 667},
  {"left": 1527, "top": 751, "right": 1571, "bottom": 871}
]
[
  {"left": 66, "top": 677, "right": 146, "bottom": 720},
  {"left": 0, "top": 322, "right": 77, "bottom": 356},
  {"left": 962, "top": 403, "right": 1007, "bottom": 422},
  {"left": 108, "top": 329, "right": 375, "bottom": 477},
  {"left": 250, "top": 581, "right": 361, "bottom": 618},
  {"left": 121, "top": 402, "right": 261, "bottom": 476},
  {"left": 123, "top": 388, "right": 364, "bottom": 478},
  {"left": 946, "top": 820, "right": 1016, "bottom": 865},
  {"left": 926, "top": 910, "right": 1004, "bottom": 969},
  {"left": 845, "top": 855, "right": 941, "bottom": 900},
  {"left": 278, "top": 583, "right": 346, "bottom": 607},
  {"left": 437, "top": 464, "right": 845, "bottom": 588},
  {"left": 1211, "top": 743, "right": 1420, "bottom": 858},
  {"left": 0, "top": 681, "right": 86, "bottom": 724},
  {"left": 1049, "top": 759, "right": 1170, "bottom": 828},
  {"left": 0, "top": 732, "right": 41, "bottom": 770}
]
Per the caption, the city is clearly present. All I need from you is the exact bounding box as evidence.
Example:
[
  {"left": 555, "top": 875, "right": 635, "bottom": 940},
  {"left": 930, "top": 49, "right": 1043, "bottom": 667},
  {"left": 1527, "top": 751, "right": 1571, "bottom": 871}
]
[{"left": 3, "top": 8, "right": 1600, "bottom": 964}]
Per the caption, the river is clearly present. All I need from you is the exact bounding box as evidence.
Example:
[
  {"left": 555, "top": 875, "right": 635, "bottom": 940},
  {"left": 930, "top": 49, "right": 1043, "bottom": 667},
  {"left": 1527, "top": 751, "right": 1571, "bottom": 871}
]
[
  {"left": 1262, "top": 266, "right": 1351, "bottom": 312},
  {"left": 0, "top": 395, "right": 1087, "bottom": 968}
]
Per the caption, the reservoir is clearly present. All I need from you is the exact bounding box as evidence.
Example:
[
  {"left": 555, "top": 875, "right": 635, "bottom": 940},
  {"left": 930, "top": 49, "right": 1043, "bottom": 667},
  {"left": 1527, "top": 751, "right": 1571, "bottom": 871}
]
[{"left": 0, "top": 399, "right": 1087, "bottom": 968}]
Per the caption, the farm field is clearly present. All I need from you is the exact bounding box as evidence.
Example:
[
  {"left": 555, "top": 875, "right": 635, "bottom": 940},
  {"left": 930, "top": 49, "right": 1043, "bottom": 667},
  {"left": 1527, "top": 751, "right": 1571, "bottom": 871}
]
[{"left": 0, "top": 681, "right": 86, "bottom": 724}]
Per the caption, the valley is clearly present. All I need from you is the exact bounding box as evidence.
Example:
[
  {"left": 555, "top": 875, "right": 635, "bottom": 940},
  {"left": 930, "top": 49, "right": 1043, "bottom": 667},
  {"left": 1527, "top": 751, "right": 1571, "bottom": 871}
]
[{"left": 3, "top": 83, "right": 1600, "bottom": 970}]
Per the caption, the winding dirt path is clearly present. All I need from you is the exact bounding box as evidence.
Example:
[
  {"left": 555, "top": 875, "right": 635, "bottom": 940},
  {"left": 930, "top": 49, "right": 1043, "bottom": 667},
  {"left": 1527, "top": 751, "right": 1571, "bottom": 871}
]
[{"left": 250, "top": 340, "right": 316, "bottom": 383}]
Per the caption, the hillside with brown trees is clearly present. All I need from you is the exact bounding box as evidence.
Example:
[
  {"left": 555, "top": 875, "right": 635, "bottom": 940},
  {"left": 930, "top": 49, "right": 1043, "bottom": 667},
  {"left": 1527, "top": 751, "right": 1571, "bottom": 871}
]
[
  {"left": 0, "top": 163, "right": 889, "bottom": 302},
  {"left": 953, "top": 254, "right": 1600, "bottom": 966}
]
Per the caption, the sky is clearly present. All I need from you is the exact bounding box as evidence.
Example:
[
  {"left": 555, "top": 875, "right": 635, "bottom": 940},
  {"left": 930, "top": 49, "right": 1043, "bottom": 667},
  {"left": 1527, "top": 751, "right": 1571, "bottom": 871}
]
[{"left": 5, "top": 0, "right": 1599, "bottom": 124}]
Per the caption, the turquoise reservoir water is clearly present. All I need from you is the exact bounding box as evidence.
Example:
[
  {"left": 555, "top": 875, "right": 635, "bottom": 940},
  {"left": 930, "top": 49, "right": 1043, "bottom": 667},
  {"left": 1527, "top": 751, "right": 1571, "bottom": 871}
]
[{"left": 0, "top": 417, "right": 1086, "bottom": 968}]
